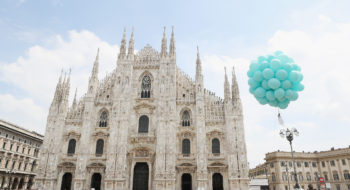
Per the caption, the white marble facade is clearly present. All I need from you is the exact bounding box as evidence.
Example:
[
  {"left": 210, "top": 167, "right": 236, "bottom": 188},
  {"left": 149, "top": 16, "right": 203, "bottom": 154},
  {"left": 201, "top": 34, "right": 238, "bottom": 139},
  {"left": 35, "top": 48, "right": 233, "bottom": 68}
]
[{"left": 35, "top": 27, "right": 249, "bottom": 190}]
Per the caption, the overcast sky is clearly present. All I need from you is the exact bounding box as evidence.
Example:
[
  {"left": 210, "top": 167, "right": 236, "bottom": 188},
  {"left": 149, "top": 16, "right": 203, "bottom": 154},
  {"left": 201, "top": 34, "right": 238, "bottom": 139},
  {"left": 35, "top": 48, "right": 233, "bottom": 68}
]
[{"left": 1, "top": 0, "right": 350, "bottom": 168}]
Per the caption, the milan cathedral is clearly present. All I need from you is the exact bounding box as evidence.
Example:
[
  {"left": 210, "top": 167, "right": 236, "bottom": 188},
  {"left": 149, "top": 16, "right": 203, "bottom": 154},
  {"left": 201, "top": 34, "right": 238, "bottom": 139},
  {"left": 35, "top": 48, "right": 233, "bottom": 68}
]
[{"left": 35, "top": 27, "right": 249, "bottom": 190}]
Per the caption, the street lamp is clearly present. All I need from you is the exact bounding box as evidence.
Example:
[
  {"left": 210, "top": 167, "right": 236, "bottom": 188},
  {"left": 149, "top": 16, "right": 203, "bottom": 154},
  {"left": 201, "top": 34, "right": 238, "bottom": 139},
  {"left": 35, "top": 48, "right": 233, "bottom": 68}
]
[{"left": 280, "top": 128, "right": 300, "bottom": 190}]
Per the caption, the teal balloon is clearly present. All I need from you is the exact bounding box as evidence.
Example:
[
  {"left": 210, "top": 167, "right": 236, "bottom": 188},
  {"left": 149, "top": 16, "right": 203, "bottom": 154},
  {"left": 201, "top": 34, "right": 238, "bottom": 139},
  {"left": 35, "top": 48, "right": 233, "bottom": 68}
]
[
  {"left": 285, "top": 89, "right": 294, "bottom": 99},
  {"left": 270, "top": 59, "right": 281, "bottom": 70},
  {"left": 276, "top": 69, "right": 288, "bottom": 80},
  {"left": 254, "top": 87, "right": 266, "bottom": 98},
  {"left": 248, "top": 51, "right": 304, "bottom": 109},
  {"left": 294, "top": 83, "right": 304, "bottom": 91},
  {"left": 250, "top": 62, "right": 259, "bottom": 71},
  {"left": 262, "top": 68, "right": 274, "bottom": 79},
  {"left": 261, "top": 80, "right": 270, "bottom": 90},
  {"left": 258, "top": 98, "right": 268, "bottom": 105},
  {"left": 248, "top": 78, "right": 259, "bottom": 89},
  {"left": 258, "top": 56, "right": 266, "bottom": 63},
  {"left": 268, "top": 78, "right": 281, "bottom": 89},
  {"left": 282, "top": 63, "right": 292, "bottom": 72},
  {"left": 253, "top": 71, "right": 263, "bottom": 82},
  {"left": 290, "top": 91, "right": 299, "bottom": 101},
  {"left": 268, "top": 100, "right": 278, "bottom": 107},
  {"left": 247, "top": 70, "right": 254, "bottom": 77},
  {"left": 266, "top": 91, "right": 275, "bottom": 101},
  {"left": 289, "top": 71, "right": 299, "bottom": 82},
  {"left": 249, "top": 87, "right": 255, "bottom": 94},
  {"left": 282, "top": 80, "right": 292, "bottom": 89},
  {"left": 259, "top": 61, "right": 269, "bottom": 70},
  {"left": 274, "top": 88, "right": 285, "bottom": 99}
]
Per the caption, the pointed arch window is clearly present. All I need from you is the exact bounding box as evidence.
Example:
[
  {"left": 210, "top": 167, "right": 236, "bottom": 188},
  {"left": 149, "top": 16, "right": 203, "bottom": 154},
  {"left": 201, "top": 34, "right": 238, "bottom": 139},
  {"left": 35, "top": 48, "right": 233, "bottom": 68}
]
[
  {"left": 182, "top": 139, "right": 190, "bottom": 155},
  {"left": 212, "top": 138, "right": 220, "bottom": 154},
  {"left": 95, "top": 139, "right": 104, "bottom": 156},
  {"left": 182, "top": 110, "right": 191, "bottom": 126},
  {"left": 67, "top": 139, "right": 76, "bottom": 155},
  {"left": 138, "top": 115, "right": 149, "bottom": 133},
  {"left": 141, "top": 75, "right": 151, "bottom": 98},
  {"left": 99, "top": 111, "right": 108, "bottom": 127}
]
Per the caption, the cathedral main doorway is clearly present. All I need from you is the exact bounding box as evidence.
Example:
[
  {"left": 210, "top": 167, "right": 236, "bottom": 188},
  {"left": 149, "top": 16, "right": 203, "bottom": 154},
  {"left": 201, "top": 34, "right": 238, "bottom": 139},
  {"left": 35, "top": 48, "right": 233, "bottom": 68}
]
[
  {"left": 181, "top": 173, "right": 192, "bottom": 190},
  {"left": 133, "top": 162, "right": 149, "bottom": 190},
  {"left": 60, "top": 173, "right": 72, "bottom": 190},
  {"left": 91, "top": 173, "right": 102, "bottom": 190},
  {"left": 212, "top": 173, "right": 223, "bottom": 190}
]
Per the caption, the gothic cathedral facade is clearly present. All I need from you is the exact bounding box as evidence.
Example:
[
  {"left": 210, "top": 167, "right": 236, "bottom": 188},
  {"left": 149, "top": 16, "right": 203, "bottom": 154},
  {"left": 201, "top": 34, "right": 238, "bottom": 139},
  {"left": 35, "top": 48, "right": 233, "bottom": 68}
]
[{"left": 35, "top": 28, "right": 249, "bottom": 190}]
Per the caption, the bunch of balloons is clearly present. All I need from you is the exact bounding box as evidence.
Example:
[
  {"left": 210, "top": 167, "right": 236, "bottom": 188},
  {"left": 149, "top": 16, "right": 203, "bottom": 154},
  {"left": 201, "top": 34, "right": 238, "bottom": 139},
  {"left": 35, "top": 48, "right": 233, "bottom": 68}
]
[{"left": 247, "top": 51, "right": 304, "bottom": 109}]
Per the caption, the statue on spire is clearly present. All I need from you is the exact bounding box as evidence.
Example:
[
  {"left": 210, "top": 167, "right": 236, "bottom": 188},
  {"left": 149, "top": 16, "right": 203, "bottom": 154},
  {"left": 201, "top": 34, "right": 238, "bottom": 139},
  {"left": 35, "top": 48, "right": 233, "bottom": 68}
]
[{"left": 224, "top": 67, "right": 231, "bottom": 101}]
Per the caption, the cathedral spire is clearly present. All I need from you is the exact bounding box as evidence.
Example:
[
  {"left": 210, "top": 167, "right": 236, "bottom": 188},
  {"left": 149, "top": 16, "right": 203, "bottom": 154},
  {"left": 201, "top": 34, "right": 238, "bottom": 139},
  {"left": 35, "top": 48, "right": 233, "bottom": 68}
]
[
  {"left": 224, "top": 67, "right": 231, "bottom": 101},
  {"left": 169, "top": 26, "right": 176, "bottom": 57},
  {"left": 231, "top": 66, "right": 240, "bottom": 100},
  {"left": 127, "top": 27, "right": 135, "bottom": 58},
  {"left": 119, "top": 28, "right": 127, "bottom": 59},
  {"left": 196, "top": 46, "right": 202, "bottom": 80},
  {"left": 72, "top": 88, "right": 77, "bottom": 108},
  {"left": 161, "top": 26, "right": 167, "bottom": 57},
  {"left": 91, "top": 48, "right": 99, "bottom": 79},
  {"left": 88, "top": 49, "right": 100, "bottom": 94}
]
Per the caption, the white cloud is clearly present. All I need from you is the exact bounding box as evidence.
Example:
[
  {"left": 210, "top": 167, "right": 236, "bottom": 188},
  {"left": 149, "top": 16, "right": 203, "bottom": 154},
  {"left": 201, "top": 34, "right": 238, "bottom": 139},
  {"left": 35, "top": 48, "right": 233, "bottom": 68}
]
[{"left": 0, "top": 30, "right": 119, "bottom": 133}]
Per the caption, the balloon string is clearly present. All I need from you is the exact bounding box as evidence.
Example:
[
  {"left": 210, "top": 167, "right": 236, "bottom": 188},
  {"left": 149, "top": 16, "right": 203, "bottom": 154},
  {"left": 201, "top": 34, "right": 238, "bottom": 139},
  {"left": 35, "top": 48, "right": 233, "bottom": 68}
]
[{"left": 278, "top": 108, "right": 285, "bottom": 126}]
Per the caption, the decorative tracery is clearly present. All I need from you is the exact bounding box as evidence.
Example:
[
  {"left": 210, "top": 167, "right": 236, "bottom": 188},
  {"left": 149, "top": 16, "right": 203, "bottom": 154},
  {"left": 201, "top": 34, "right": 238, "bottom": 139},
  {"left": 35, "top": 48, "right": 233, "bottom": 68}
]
[
  {"left": 182, "top": 110, "right": 191, "bottom": 126},
  {"left": 141, "top": 75, "right": 151, "bottom": 98},
  {"left": 99, "top": 111, "right": 108, "bottom": 127}
]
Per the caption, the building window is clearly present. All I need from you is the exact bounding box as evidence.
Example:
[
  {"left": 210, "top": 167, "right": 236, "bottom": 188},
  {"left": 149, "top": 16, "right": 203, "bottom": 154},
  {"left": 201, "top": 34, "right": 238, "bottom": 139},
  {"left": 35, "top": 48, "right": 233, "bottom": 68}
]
[
  {"left": 299, "top": 173, "right": 303, "bottom": 181},
  {"left": 16, "top": 145, "right": 19, "bottom": 152},
  {"left": 312, "top": 162, "right": 317, "bottom": 167},
  {"left": 290, "top": 173, "right": 295, "bottom": 181},
  {"left": 95, "top": 139, "right": 104, "bottom": 156},
  {"left": 2, "top": 142, "right": 6, "bottom": 149},
  {"left": 285, "top": 186, "right": 288, "bottom": 190},
  {"left": 344, "top": 171, "right": 350, "bottom": 180},
  {"left": 336, "top": 184, "right": 340, "bottom": 190},
  {"left": 324, "top": 172, "right": 328, "bottom": 181},
  {"left": 281, "top": 161, "right": 285, "bottom": 167},
  {"left": 306, "top": 173, "right": 311, "bottom": 181},
  {"left": 270, "top": 162, "right": 274, "bottom": 168},
  {"left": 181, "top": 110, "right": 191, "bottom": 126},
  {"left": 314, "top": 172, "right": 319, "bottom": 181},
  {"left": 347, "top": 184, "right": 350, "bottom": 190},
  {"left": 10, "top": 144, "right": 13, "bottom": 151},
  {"left": 22, "top": 147, "right": 25, "bottom": 153},
  {"left": 271, "top": 173, "right": 276, "bottom": 182},
  {"left": 289, "top": 161, "right": 292, "bottom": 167},
  {"left": 28, "top": 148, "right": 31, "bottom": 155},
  {"left": 141, "top": 75, "right": 151, "bottom": 98},
  {"left": 5, "top": 160, "right": 9, "bottom": 168},
  {"left": 18, "top": 162, "right": 22, "bottom": 170},
  {"left": 212, "top": 138, "right": 220, "bottom": 154},
  {"left": 24, "top": 163, "right": 27, "bottom": 171},
  {"left": 322, "top": 161, "right": 326, "bottom": 167},
  {"left": 12, "top": 161, "right": 16, "bottom": 169},
  {"left": 330, "top": 160, "right": 335, "bottom": 166},
  {"left": 342, "top": 159, "right": 347, "bottom": 165},
  {"left": 304, "top": 162, "right": 309, "bottom": 167},
  {"left": 99, "top": 111, "right": 108, "bottom": 127},
  {"left": 282, "top": 172, "right": 287, "bottom": 181},
  {"left": 333, "top": 171, "right": 339, "bottom": 181},
  {"left": 138, "top": 115, "right": 149, "bottom": 133},
  {"left": 67, "top": 139, "right": 76, "bottom": 155},
  {"left": 182, "top": 139, "right": 190, "bottom": 155},
  {"left": 297, "top": 161, "right": 301, "bottom": 167},
  {"left": 31, "top": 161, "right": 36, "bottom": 172}
]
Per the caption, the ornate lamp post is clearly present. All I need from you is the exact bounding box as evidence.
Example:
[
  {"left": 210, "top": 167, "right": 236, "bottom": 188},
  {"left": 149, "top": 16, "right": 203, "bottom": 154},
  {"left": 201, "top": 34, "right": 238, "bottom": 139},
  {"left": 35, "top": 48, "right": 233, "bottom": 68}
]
[{"left": 280, "top": 128, "right": 300, "bottom": 189}]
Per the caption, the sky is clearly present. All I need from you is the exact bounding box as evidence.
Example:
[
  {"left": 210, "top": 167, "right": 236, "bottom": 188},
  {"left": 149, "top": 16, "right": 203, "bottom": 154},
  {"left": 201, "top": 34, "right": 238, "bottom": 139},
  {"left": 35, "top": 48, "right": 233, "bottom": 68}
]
[{"left": 1, "top": 0, "right": 350, "bottom": 168}]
